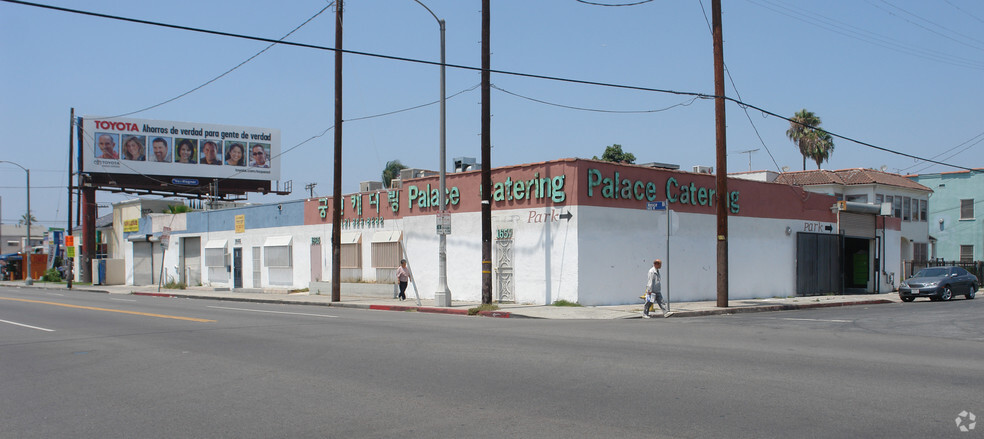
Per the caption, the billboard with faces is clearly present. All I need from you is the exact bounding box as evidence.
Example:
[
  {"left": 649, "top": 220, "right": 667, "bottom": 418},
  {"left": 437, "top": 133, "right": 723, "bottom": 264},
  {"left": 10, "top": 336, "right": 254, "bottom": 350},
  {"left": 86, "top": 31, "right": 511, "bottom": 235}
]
[{"left": 82, "top": 116, "right": 280, "bottom": 181}]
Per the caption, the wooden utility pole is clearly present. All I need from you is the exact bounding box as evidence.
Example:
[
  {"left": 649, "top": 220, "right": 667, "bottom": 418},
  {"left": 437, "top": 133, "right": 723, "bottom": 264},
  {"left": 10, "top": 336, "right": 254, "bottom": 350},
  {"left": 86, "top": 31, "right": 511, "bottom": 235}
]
[
  {"left": 67, "top": 108, "right": 74, "bottom": 289},
  {"left": 481, "top": 0, "right": 492, "bottom": 304},
  {"left": 331, "top": 0, "right": 343, "bottom": 302},
  {"left": 712, "top": 0, "right": 729, "bottom": 307}
]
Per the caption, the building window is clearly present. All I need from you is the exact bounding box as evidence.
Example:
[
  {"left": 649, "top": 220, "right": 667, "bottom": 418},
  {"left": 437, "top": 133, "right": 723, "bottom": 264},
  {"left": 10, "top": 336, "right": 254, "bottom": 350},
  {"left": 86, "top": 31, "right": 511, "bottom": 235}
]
[
  {"left": 892, "top": 197, "right": 902, "bottom": 219},
  {"left": 960, "top": 245, "right": 973, "bottom": 262},
  {"left": 846, "top": 194, "right": 868, "bottom": 203},
  {"left": 919, "top": 199, "right": 927, "bottom": 222},
  {"left": 370, "top": 231, "right": 402, "bottom": 268},
  {"left": 960, "top": 199, "right": 974, "bottom": 220},
  {"left": 902, "top": 197, "right": 911, "bottom": 221},
  {"left": 340, "top": 232, "right": 362, "bottom": 269},
  {"left": 913, "top": 243, "right": 928, "bottom": 261},
  {"left": 875, "top": 194, "right": 883, "bottom": 204},
  {"left": 204, "top": 240, "right": 227, "bottom": 267},
  {"left": 263, "top": 236, "right": 293, "bottom": 267}
]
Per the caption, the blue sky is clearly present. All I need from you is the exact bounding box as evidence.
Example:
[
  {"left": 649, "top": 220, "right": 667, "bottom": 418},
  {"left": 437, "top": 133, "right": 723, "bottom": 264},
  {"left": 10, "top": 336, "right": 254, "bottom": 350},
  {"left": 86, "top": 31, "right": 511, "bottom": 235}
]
[{"left": 2, "top": 0, "right": 982, "bottom": 228}]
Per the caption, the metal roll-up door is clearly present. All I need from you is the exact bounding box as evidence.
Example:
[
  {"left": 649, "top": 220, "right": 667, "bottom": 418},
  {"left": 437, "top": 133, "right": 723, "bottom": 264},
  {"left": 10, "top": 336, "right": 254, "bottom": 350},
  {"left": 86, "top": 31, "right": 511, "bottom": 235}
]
[{"left": 839, "top": 212, "right": 875, "bottom": 238}]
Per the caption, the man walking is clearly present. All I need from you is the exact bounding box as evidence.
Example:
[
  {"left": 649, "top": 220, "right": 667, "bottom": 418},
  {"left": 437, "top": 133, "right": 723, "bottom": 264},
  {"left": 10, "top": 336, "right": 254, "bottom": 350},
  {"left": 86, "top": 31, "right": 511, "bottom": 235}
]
[{"left": 644, "top": 259, "right": 669, "bottom": 318}]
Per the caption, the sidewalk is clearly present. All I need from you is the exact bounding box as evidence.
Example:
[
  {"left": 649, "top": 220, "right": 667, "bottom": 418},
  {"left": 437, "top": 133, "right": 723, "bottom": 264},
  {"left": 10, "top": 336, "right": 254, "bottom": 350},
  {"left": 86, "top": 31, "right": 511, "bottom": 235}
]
[{"left": 1, "top": 280, "right": 901, "bottom": 319}]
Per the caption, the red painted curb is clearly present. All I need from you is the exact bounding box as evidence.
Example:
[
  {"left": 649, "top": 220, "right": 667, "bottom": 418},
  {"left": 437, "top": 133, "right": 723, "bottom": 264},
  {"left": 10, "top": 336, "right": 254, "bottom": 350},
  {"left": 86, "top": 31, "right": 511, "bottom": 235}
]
[{"left": 133, "top": 292, "right": 178, "bottom": 298}]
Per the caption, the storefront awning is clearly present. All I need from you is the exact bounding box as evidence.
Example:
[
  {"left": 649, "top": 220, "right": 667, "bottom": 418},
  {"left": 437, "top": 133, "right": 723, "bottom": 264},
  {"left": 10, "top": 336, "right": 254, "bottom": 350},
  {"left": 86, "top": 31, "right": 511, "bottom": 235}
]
[
  {"left": 204, "top": 239, "right": 228, "bottom": 249},
  {"left": 263, "top": 236, "right": 293, "bottom": 247},
  {"left": 341, "top": 232, "right": 361, "bottom": 244},
  {"left": 371, "top": 231, "right": 402, "bottom": 243}
]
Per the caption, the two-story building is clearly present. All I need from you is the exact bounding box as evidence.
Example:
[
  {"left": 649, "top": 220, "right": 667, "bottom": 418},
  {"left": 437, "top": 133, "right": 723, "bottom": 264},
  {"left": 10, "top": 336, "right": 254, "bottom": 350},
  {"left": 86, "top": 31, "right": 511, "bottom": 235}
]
[
  {"left": 776, "top": 168, "right": 931, "bottom": 282},
  {"left": 909, "top": 169, "right": 984, "bottom": 263}
]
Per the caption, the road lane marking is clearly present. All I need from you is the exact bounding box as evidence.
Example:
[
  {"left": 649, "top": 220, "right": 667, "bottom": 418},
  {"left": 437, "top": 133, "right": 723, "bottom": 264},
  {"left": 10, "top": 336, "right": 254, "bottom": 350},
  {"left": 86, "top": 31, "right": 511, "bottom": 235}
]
[
  {"left": 0, "top": 318, "right": 55, "bottom": 332},
  {"left": 779, "top": 318, "right": 853, "bottom": 323},
  {"left": 207, "top": 305, "right": 337, "bottom": 318},
  {"left": 0, "top": 297, "right": 215, "bottom": 323},
  {"left": 110, "top": 298, "right": 138, "bottom": 302}
]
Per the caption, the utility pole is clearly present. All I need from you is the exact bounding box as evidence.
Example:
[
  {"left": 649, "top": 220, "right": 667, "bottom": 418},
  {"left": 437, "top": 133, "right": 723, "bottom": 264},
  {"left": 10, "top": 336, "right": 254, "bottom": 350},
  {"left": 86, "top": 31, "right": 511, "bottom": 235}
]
[
  {"left": 67, "top": 108, "right": 74, "bottom": 289},
  {"left": 305, "top": 182, "right": 317, "bottom": 198},
  {"left": 712, "top": 0, "right": 729, "bottom": 308},
  {"left": 331, "top": 0, "right": 343, "bottom": 302},
  {"left": 480, "top": 0, "right": 492, "bottom": 304}
]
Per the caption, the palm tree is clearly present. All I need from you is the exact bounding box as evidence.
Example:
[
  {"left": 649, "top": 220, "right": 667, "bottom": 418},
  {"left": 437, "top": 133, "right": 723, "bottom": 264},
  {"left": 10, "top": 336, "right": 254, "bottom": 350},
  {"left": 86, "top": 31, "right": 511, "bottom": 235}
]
[
  {"left": 18, "top": 211, "right": 37, "bottom": 226},
  {"left": 807, "top": 129, "right": 834, "bottom": 169},
  {"left": 786, "top": 109, "right": 822, "bottom": 170}
]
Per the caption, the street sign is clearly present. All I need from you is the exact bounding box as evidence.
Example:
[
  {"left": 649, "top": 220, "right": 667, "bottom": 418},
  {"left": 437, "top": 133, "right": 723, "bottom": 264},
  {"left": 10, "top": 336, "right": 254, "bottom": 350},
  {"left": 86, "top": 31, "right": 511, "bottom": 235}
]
[
  {"left": 65, "top": 235, "right": 74, "bottom": 247},
  {"left": 161, "top": 226, "right": 171, "bottom": 250},
  {"left": 646, "top": 201, "right": 667, "bottom": 211},
  {"left": 436, "top": 211, "right": 451, "bottom": 235}
]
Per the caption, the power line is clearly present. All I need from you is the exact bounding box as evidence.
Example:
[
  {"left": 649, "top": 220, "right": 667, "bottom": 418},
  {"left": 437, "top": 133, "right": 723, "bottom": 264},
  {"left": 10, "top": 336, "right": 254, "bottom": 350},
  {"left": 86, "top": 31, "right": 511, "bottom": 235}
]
[
  {"left": 107, "top": 3, "right": 333, "bottom": 118},
  {"left": 5, "top": 0, "right": 977, "bottom": 172}
]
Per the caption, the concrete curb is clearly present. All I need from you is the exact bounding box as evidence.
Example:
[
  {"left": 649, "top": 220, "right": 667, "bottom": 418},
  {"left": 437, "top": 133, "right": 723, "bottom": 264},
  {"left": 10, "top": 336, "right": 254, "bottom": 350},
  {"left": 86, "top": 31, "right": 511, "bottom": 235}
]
[
  {"left": 131, "top": 292, "right": 514, "bottom": 318},
  {"left": 663, "top": 298, "right": 895, "bottom": 318}
]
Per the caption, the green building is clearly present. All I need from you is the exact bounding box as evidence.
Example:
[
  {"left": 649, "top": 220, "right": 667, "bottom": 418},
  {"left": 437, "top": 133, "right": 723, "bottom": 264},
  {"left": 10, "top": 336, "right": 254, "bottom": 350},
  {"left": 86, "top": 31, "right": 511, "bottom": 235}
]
[{"left": 910, "top": 169, "right": 984, "bottom": 262}]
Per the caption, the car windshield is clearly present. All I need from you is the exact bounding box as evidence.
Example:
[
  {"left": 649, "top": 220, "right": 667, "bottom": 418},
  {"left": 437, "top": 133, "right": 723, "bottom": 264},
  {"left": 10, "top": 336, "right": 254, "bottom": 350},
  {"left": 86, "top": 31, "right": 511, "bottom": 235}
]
[{"left": 915, "top": 268, "right": 949, "bottom": 278}]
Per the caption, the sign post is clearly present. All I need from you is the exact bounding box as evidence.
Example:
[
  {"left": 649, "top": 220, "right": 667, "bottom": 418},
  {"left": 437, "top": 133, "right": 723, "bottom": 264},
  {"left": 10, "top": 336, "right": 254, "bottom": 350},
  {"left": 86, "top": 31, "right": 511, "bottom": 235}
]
[
  {"left": 158, "top": 227, "right": 171, "bottom": 292},
  {"left": 646, "top": 201, "right": 671, "bottom": 312}
]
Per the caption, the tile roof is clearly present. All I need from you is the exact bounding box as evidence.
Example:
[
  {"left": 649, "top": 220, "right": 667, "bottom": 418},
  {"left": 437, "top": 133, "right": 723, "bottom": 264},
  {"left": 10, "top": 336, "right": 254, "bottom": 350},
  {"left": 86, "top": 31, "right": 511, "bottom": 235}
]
[{"left": 775, "top": 168, "right": 931, "bottom": 192}]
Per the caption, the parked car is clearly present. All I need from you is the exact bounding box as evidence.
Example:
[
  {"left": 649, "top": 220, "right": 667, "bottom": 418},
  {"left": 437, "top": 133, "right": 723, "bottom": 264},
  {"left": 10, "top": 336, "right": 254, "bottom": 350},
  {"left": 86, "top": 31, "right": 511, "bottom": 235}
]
[{"left": 899, "top": 266, "right": 979, "bottom": 302}]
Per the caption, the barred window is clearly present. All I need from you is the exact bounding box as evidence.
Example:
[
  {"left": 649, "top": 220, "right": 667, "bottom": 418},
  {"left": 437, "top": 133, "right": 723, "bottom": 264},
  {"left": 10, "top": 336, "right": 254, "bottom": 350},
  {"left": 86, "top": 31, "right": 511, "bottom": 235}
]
[
  {"left": 960, "top": 245, "right": 973, "bottom": 262},
  {"left": 960, "top": 199, "right": 974, "bottom": 220}
]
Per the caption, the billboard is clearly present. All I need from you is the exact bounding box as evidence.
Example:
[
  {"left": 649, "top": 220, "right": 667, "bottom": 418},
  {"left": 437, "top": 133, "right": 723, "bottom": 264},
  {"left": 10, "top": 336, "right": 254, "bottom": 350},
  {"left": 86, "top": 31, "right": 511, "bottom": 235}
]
[{"left": 82, "top": 117, "right": 280, "bottom": 181}]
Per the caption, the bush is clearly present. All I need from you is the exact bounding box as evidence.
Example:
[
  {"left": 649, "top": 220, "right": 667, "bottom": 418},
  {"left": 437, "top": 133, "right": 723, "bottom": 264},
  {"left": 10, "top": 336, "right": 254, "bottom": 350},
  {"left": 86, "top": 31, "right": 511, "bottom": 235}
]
[
  {"left": 42, "top": 268, "right": 62, "bottom": 282},
  {"left": 164, "top": 280, "right": 187, "bottom": 290}
]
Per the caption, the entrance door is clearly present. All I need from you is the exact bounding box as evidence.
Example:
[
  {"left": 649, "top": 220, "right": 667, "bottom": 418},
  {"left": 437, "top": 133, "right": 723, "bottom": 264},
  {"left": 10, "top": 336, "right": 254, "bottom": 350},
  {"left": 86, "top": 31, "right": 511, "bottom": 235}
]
[
  {"left": 310, "top": 242, "right": 322, "bottom": 282},
  {"left": 844, "top": 237, "right": 871, "bottom": 292},
  {"left": 132, "top": 242, "right": 153, "bottom": 285},
  {"left": 232, "top": 247, "right": 243, "bottom": 288},
  {"left": 494, "top": 227, "right": 515, "bottom": 303},
  {"left": 181, "top": 237, "right": 201, "bottom": 286}
]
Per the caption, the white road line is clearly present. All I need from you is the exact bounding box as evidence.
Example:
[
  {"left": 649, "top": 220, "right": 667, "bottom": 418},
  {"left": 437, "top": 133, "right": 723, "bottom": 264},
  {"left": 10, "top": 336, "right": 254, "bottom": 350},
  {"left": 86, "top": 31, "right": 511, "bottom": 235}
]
[
  {"left": 0, "top": 319, "right": 55, "bottom": 332},
  {"left": 780, "top": 318, "right": 853, "bottom": 323},
  {"left": 207, "top": 305, "right": 337, "bottom": 318}
]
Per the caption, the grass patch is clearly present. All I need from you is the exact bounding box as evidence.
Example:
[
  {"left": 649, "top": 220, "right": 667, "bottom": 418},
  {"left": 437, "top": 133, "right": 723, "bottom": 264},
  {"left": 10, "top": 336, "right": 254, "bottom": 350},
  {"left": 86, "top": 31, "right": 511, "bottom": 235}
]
[
  {"left": 468, "top": 303, "right": 500, "bottom": 315},
  {"left": 164, "top": 280, "right": 187, "bottom": 290},
  {"left": 289, "top": 288, "right": 310, "bottom": 293},
  {"left": 552, "top": 299, "right": 581, "bottom": 307}
]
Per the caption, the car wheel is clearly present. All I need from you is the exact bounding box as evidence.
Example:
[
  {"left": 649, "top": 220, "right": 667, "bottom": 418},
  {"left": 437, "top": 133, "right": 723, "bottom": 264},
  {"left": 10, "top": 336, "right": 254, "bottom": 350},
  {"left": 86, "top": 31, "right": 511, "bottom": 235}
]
[
  {"left": 900, "top": 295, "right": 914, "bottom": 302},
  {"left": 939, "top": 286, "right": 952, "bottom": 301},
  {"left": 968, "top": 284, "right": 977, "bottom": 300}
]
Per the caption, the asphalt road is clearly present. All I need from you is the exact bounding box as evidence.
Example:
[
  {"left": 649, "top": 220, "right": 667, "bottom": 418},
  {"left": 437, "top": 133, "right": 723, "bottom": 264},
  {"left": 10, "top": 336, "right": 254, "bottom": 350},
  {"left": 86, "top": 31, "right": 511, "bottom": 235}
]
[{"left": 1, "top": 286, "right": 981, "bottom": 438}]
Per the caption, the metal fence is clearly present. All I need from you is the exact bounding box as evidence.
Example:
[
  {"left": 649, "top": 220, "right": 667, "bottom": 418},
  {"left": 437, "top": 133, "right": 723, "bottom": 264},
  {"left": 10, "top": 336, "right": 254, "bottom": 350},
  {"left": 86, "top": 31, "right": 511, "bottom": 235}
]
[{"left": 904, "top": 259, "right": 984, "bottom": 280}]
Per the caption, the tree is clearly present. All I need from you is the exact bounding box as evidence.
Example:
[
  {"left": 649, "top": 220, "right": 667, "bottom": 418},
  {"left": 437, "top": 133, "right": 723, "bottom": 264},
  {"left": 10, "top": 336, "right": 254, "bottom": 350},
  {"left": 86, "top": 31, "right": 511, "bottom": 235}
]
[
  {"left": 786, "top": 109, "right": 834, "bottom": 170},
  {"left": 18, "top": 211, "right": 37, "bottom": 225},
  {"left": 807, "top": 129, "right": 834, "bottom": 169},
  {"left": 165, "top": 204, "right": 191, "bottom": 214},
  {"left": 594, "top": 144, "right": 636, "bottom": 164},
  {"left": 382, "top": 160, "right": 407, "bottom": 188}
]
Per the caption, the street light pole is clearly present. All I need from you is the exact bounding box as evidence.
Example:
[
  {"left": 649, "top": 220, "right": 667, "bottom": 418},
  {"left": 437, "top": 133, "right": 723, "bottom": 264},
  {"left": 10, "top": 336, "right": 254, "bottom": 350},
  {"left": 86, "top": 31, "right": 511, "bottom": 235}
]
[
  {"left": 413, "top": 0, "right": 451, "bottom": 306},
  {"left": 1, "top": 161, "right": 32, "bottom": 285}
]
